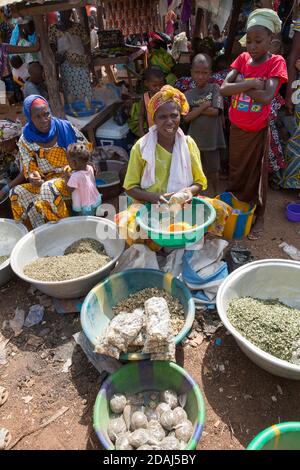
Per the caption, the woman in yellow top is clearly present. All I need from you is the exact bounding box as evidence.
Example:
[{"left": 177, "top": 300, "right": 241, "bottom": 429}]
[
  {"left": 116, "top": 85, "right": 208, "bottom": 248},
  {"left": 125, "top": 85, "right": 207, "bottom": 203},
  {"left": 10, "top": 95, "right": 91, "bottom": 229}
]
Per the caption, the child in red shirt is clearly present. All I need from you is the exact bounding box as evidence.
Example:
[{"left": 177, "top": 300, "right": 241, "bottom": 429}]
[{"left": 221, "top": 8, "right": 288, "bottom": 239}]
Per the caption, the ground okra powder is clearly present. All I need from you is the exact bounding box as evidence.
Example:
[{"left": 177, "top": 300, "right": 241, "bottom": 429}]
[{"left": 227, "top": 297, "right": 300, "bottom": 365}]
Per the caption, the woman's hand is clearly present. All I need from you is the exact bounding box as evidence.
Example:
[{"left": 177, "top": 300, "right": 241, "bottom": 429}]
[
  {"left": 29, "top": 171, "right": 44, "bottom": 187},
  {"left": 295, "top": 59, "right": 300, "bottom": 72},
  {"left": 181, "top": 188, "right": 193, "bottom": 203}
]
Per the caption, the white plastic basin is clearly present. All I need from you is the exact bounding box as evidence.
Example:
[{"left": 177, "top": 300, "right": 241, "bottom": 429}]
[
  {"left": 10, "top": 216, "right": 125, "bottom": 299},
  {"left": 216, "top": 259, "right": 300, "bottom": 380},
  {"left": 0, "top": 218, "right": 28, "bottom": 287}
]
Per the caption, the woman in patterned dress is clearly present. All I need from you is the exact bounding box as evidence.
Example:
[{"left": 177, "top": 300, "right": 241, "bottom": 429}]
[
  {"left": 10, "top": 95, "right": 91, "bottom": 229},
  {"left": 48, "top": 10, "right": 92, "bottom": 103}
]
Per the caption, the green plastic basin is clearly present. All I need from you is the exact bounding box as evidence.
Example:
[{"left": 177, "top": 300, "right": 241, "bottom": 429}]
[
  {"left": 136, "top": 197, "right": 216, "bottom": 249},
  {"left": 94, "top": 361, "right": 205, "bottom": 450},
  {"left": 247, "top": 422, "right": 300, "bottom": 450}
]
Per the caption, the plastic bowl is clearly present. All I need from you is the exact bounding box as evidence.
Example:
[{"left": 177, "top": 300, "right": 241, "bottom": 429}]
[
  {"left": 216, "top": 259, "right": 300, "bottom": 380},
  {"left": 286, "top": 203, "right": 300, "bottom": 223},
  {"left": 10, "top": 216, "right": 125, "bottom": 299},
  {"left": 247, "top": 422, "right": 300, "bottom": 450},
  {"left": 136, "top": 197, "right": 216, "bottom": 249},
  {"left": 65, "top": 99, "right": 105, "bottom": 117},
  {"left": 94, "top": 361, "right": 205, "bottom": 450},
  {"left": 96, "top": 160, "right": 126, "bottom": 200},
  {"left": 0, "top": 218, "right": 28, "bottom": 287},
  {"left": 81, "top": 268, "right": 195, "bottom": 360}
]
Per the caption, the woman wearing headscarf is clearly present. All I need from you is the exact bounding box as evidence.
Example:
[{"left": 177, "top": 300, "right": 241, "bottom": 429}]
[
  {"left": 221, "top": 8, "right": 288, "bottom": 239},
  {"left": 116, "top": 85, "right": 231, "bottom": 248},
  {"left": 10, "top": 95, "right": 91, "bottom": 229}
]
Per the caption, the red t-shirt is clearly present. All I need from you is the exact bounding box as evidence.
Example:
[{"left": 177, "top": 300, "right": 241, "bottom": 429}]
[{"left": 229, "top": 52, "right": 288, "bottom": 132}]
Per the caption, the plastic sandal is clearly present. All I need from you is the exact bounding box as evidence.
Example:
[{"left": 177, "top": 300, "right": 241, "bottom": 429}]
[
  {"left": 0, "top": 386, "right": 8, "bottom": 407},
  {"left": 0, "top": 428, "right": 12, "bottom": 450}
]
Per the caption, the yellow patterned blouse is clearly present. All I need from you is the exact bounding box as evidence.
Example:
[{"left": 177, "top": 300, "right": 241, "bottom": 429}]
[{"left": 18, "top": 125, "right": 89, "bottom": 180}]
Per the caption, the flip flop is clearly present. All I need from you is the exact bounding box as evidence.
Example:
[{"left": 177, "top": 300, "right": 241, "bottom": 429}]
[
  {"left": 0, "top": 428, "right": 12, "bottom": 450},
  {"left": 247, "top": 229, "right": 263, "bottom": 241},
  {"left": 0, "top": 386, "right": 8, "bottom": 407}
]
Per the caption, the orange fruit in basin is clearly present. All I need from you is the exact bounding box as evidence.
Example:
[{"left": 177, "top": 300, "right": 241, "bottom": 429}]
[{"left": 168, "top": 222, "right": 194, "bottom": 232}]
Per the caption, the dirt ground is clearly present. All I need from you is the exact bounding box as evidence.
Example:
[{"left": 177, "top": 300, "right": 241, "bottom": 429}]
[{"left": 1, "top": 186, "right": 300, "bottom": 451}]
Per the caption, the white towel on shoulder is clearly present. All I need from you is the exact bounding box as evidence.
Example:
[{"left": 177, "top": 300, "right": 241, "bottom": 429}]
[{"left": 140, "top": 125, "right": 193, "bottom": 194}]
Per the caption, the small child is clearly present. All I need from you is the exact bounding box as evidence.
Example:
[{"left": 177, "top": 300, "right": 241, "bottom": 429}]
[
  {"left": 65, "top": 144, "right": 102, "bottom": 216},
  {"left": 10, "top": 55, "right": 29, "bottom": 87},
  {"left": 185, "top": 53, "right": 226, "bottom": 196},
  {"left": 138, "top": 66, "right": 166, "bottom": 136}
]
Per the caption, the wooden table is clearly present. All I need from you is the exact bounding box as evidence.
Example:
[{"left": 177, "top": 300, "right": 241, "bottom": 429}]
[{"left": 92, "top": 45, "right": 148, "bottom": 93}]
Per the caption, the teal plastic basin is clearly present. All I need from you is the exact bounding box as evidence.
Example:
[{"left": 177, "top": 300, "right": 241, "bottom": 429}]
[{"left": 81, "top": 268, "right": 195, "bottom": 361}]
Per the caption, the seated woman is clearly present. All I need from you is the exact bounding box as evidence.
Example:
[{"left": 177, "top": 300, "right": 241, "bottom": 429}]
[
  {"left": 10, "top": 95, "right": 91, "bottom": 229},
  {"left": 117, "top": 86, "right": 232, "bottom": 247},
  {"left": 116, "top": 85, "right": 231, "bottom": 248}
]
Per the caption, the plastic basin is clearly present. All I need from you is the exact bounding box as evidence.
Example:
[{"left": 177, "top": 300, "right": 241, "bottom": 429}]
[
  {"left": 10, "top": 216, "right": 125, "bottom": 299},
  {"left": 216, "top": 192, "right": 256, "bottom": 240},
  {"left": 65, "top": 99, "right": 105, "bottom": 117},
  {"left": 93, "top": 361, "right": 205, "bottom": 450},
  {"left": 0, "top": 218, "right": 27, "bottom": 287},
  {"left": 81, "top": 268, "right": 195, "bottom": 360},
  {"left": 96, "top": 160, "right": 126, "bottom": 200},
  {"left": 216, "top": 259, "right": 300, "bottom": 380},
  {"left": 136, "top": 197, "right": 216, "bottom": 249},
  {"left": 247, "top": 422, "right": 300, "bottom": 450},
  {"left": 286, "top": 203, "right": 300, "bottom": 223}
]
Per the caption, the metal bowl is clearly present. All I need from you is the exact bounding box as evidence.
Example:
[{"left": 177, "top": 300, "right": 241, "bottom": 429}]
[
  {"left": 0, "top": 218, "right": 28, "bottom": 287},
  {"left": 216, "top": 259, "right": 300, "bottom": 380},
  {"left": 10, "top": 216, "right": 125, "bottom": 299}
]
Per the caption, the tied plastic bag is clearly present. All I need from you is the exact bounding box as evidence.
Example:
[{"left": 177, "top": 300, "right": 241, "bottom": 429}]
[
  {"left": 113, "top": 244, "right": 159, "bottom": 273},
  {"left": 106, "top": 309, "right": 145, "bottom": 352},
  {"left": 144, "top": 298, "right": 170, "bottom": 344}
]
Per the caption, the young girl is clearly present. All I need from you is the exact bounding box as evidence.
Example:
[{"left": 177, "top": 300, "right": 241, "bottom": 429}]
[
  {"left": 221, "top": 8, "right": 288, "bottom": 239},
  {"left": 138, "top": 66, "right": 166, "bottom": 137},
  {"left": 65, "top": 143, "right": 102, "bottom": 216}
]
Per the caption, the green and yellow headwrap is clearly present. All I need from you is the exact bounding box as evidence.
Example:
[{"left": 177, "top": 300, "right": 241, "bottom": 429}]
[
  {"left": 240, "top": 8, "right": 282, "bottom": 47},
  {"left": 147, "top": 85, "right": 190, "bottom": 121}
]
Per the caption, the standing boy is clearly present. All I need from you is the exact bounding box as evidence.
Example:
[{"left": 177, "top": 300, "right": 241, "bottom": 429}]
[{"left": 185, "top": 54, "right": 226, "bottom": 196}]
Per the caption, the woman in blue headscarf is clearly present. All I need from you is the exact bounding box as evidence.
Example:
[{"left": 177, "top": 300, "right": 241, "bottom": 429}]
[{"left": 10, "top": 95, "right": 91, "bottom": 228}]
